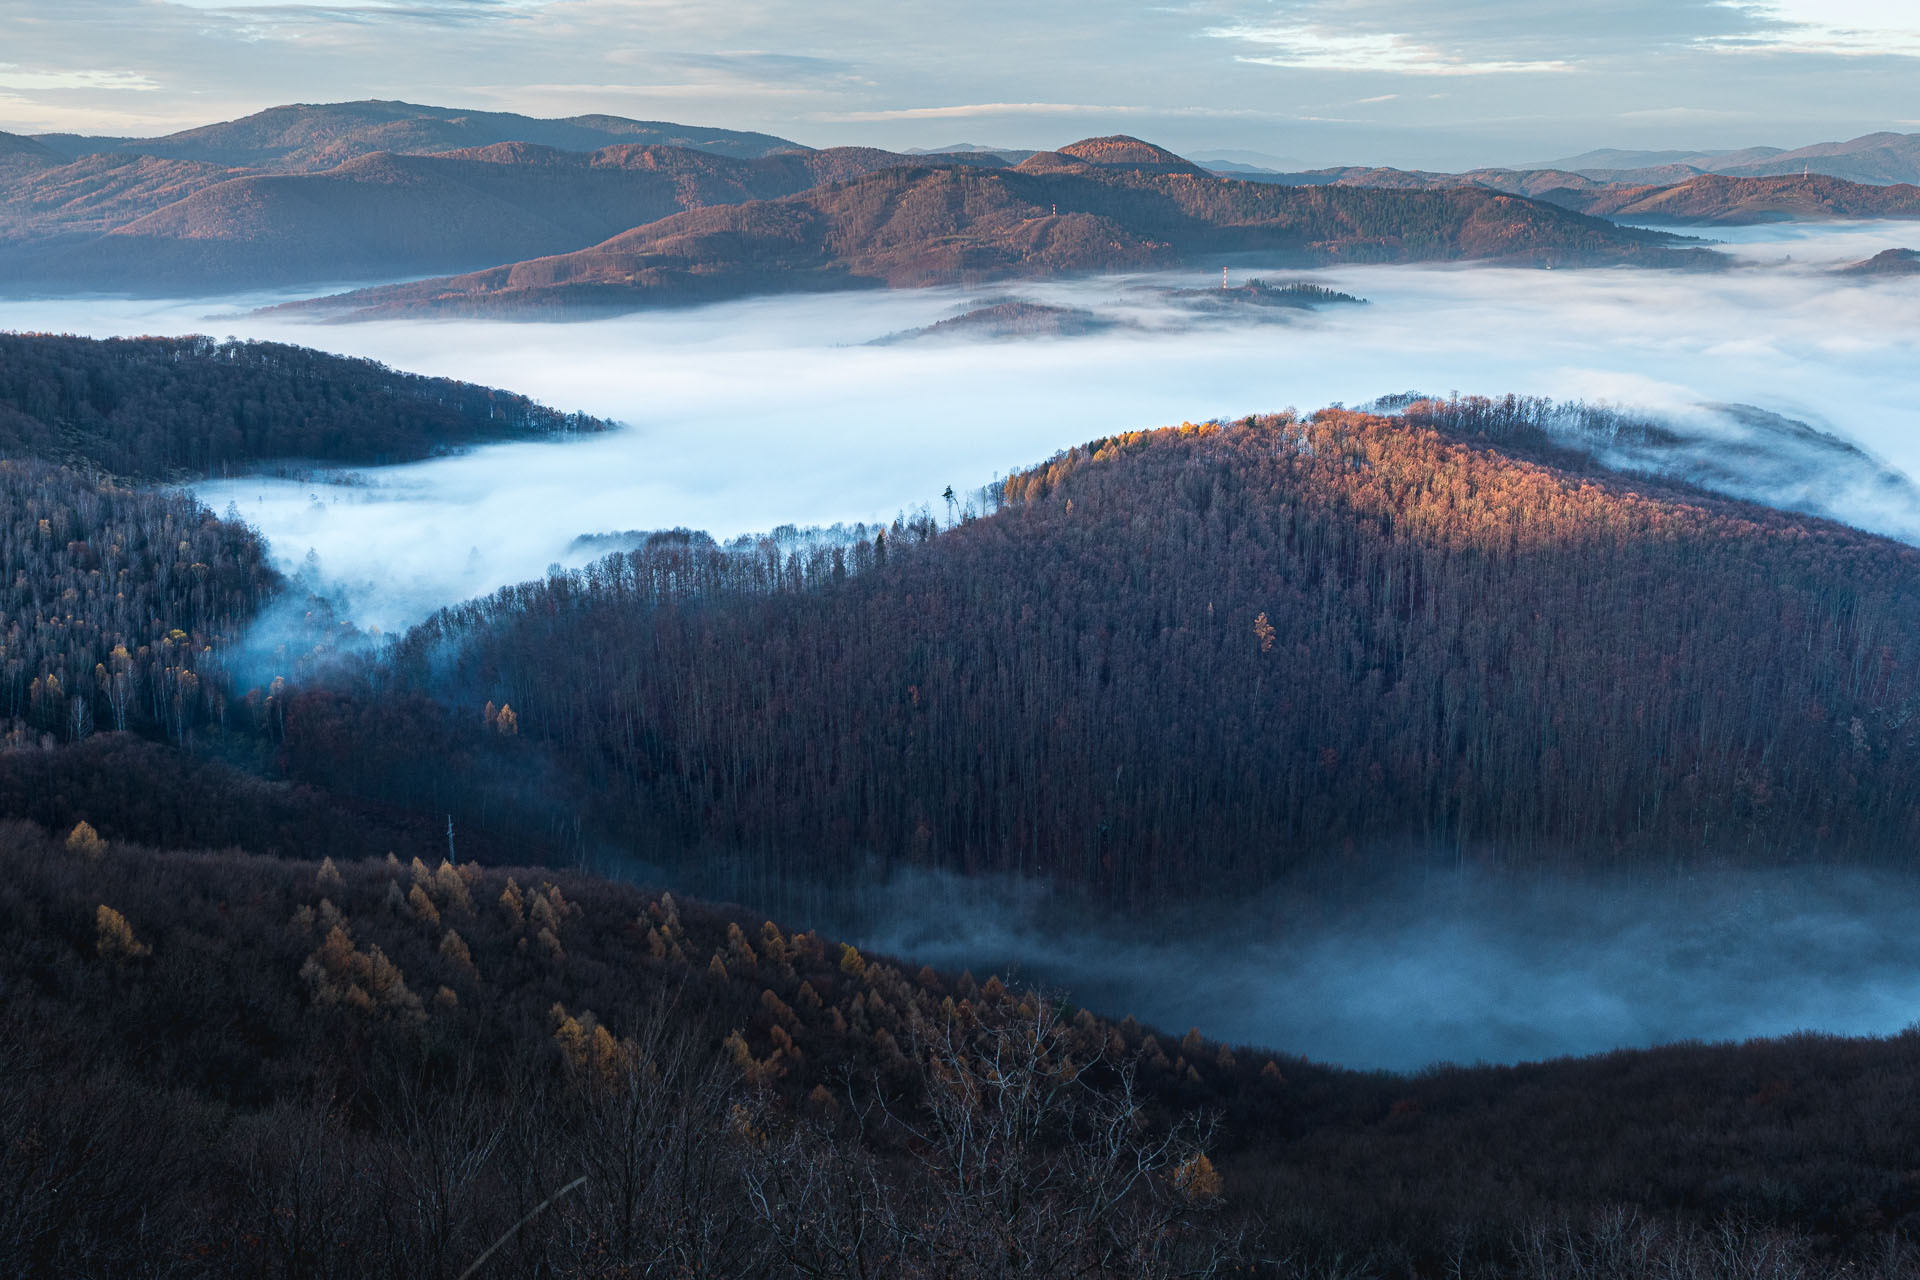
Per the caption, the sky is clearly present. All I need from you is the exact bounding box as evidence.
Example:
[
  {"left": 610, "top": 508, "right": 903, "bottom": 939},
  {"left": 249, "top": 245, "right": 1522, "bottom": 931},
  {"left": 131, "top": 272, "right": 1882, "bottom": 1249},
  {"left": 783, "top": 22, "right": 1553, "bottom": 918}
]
[{"left": 4, "top": 1, "right": 1920, "bottom": 168}]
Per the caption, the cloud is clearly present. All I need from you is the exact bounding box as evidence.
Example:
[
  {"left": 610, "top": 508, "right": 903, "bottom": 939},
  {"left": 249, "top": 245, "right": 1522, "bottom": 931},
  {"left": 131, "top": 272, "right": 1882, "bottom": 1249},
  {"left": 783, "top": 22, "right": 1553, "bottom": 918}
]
[
  {"left": 1704, "top": 1, "right": 1920, "bottom": 58},
  {"left": 0, "top": 65, "right": 160, "bottom": 92},
  {"left": 163, "top": 0, "right": 542, "bottom": 11},
  {"left": 158, "top": 0, "right": 552, "bottom": 31},
  {"left": 1200, "top": 0, "right": 1765, "bottom": 76},
  {"left": 1209, "top": 27, "right": 1570, "bottom": 76},
  {"left": 1205, "top": 0, "right": 1920, "bottom": 79},
  {"left": 627, "top": 49, "right": 857, "bottom": 77}
]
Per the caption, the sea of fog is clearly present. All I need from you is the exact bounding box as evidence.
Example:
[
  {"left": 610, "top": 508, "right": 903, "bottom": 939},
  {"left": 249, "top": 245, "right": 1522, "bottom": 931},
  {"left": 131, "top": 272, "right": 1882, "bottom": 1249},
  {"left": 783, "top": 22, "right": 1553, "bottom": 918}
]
[
  {"left": 9, "top": 221, "right": 1920, "bottom": 1071},
  {"left": 1, "top": 219, "right": 1917, "bottom": 631}
]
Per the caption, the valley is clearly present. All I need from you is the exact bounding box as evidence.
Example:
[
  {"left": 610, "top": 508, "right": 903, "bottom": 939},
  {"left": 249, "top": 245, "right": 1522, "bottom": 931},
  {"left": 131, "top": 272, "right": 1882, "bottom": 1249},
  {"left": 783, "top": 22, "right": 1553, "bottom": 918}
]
[
  {"left": 6, "top": 219, "right": 1920, "bottom": 1065},
  {"left": 9, "top": 74, "right": 1920, "bottom": 1276}
]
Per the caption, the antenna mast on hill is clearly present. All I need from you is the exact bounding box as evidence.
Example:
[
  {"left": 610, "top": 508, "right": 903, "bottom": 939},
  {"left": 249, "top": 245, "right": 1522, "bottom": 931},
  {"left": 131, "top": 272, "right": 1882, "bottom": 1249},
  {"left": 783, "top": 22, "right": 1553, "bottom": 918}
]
[
  {"left": 1222, "top": 266, "right": 1229, "bottom": 289},
  {"left": 446, "top": 814, "right": 456, "bottom": 865}
]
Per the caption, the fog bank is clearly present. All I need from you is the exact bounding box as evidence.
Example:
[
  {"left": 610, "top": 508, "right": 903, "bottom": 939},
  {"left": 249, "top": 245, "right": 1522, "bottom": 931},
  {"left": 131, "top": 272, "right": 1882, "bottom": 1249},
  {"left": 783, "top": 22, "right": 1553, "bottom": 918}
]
[{"left": 2, "top": 221, "right": 1918, "bottom": 632}]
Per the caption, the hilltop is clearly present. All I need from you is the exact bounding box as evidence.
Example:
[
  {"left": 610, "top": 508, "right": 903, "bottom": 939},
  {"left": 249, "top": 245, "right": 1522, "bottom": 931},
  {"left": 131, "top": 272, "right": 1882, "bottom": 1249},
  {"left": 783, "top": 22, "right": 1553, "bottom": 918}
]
[
  {"left": 1838, "top": 247, "right": 1920, "bottom": 276},
  {"left": 238, "top": 403, "right": 1920, "bottom": 909}
]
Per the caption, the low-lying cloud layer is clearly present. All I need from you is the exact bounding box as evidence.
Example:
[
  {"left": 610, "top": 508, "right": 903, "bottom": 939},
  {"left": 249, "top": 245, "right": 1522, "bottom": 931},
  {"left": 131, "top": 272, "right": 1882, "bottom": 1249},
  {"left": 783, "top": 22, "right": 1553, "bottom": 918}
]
[{"left": 6, "top": 219, "right": 1904, "bottom": 629}]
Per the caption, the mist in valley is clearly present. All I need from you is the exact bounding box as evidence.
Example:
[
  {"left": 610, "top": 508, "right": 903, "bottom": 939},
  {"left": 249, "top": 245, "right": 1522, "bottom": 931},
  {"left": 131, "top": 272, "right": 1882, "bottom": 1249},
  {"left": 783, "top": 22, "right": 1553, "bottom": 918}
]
[
  {"left": 820, "top": 864, "right": 1920, "bottom": 1073},
  {"left": 4, "top": 222, "right": 1919, "bottom": 630},
  {"left": 9, "top": 222, "right": 1920, "bottom": 1072}
]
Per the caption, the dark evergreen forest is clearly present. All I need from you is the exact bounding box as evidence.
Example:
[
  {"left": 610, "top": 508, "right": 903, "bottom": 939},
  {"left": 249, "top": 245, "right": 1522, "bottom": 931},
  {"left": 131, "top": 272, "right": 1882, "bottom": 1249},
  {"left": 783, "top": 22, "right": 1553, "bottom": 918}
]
[{"left": 0, "top": 333, "right": 611, "bottom": 478}]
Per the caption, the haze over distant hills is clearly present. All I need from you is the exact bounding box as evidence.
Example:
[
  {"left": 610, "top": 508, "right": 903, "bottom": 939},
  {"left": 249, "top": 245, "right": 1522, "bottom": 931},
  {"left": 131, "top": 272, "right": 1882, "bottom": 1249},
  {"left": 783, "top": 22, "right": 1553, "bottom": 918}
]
[
  {"left": 8, "top": 101, "right": 1920, "bottom": 305},
  {"left": 1283, "top": 169, "right": 1920, "bottom": 226},
  {"left": 1236, "top": 130, "right": 1920, "bottom": 191},
  {"left": 1542, "top": 174, "right": 1920, "bottom": 225},
  {"left": 1222, "top": 164, "right": 1920, "bottom": 227},
  {"left": 1210, "top": 131, "right": 1920, "bottom": 205},
  {"left": 1531, "top": 131, "right": 1920, "bottom": 186}
]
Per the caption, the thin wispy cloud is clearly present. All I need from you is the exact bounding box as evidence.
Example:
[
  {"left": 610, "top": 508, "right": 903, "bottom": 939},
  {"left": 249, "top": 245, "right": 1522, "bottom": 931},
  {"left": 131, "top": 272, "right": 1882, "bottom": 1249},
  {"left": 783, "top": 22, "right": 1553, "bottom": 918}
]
[
  {"left": 162, "top": 0, "right": 544, "bottom": 11},
  {"left": 1208, "top": 27, "right": 1570, "bottom": 76},
  {"left": 1706, "top": 1, "right": 1920, "bottom": 58},
  {"left": 0, "top": 65, "right": 160, "bottom": 92}
]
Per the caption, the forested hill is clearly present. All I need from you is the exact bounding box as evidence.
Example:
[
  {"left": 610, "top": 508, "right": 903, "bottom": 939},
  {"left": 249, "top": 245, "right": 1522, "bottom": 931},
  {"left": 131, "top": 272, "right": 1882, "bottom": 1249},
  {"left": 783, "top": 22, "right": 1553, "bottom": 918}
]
[
  {"left": 289, "top": 137, "right": 1708, "bottom": 318},
  {"left": 0, "top": 332, "right": 612, "bottom": 478},
  {"left": 1840, "top": 247, "right": 1920, "bottom": 276},
  {"left": 294, "top": 405, "right": 1920, "bottom": 906}
]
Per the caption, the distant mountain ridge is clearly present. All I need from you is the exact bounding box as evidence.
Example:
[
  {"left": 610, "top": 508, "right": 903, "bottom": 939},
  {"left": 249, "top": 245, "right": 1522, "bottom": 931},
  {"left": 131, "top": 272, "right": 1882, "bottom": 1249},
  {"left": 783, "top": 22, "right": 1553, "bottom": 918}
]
[
  {"left": 0, "top": 131, "right": 62, "bottom": 169},
  {"left": 1542, "top": 174, "right": 1920, "bottom": 224},
  {"left": 1526, "top": 130, "right": 1920, "bottom": 186},
  {"left": 1222, "top": 165, "right": 1920, "bottom": 226},
  {"left": 282, "top": 134, "right": 1705, "bottom": 319},
  {"left": 2, "top": 142, "right": 981, "bottom": 291},
  {"left": 29, "top": 99, "right": 804, "bottom": 171},
  {"left": 1205, "top": 129, "right": 1920, "bottom": 220}
]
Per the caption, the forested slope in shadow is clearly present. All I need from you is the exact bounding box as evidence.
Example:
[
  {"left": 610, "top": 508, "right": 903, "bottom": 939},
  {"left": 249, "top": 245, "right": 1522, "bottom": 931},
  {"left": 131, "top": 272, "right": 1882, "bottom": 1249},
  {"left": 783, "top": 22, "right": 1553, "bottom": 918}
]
[
  {"left": 5, "top": 819, "right": 1920, "bottom": 1277},
  {"left": 0, "top": 334, "right": 617, "bottom": 861},
  {"left": 0, "top": 332, "right": 613, "bottom": 478}
]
